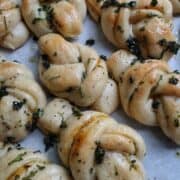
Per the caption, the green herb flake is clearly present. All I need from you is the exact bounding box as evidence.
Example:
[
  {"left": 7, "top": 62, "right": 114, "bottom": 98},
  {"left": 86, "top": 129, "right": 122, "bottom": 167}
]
[
  {"left": 12, "top": 99, "right": 26, "bottom": 111},
  {"left": 0, "top": 86, "right": 8, "bottom": 99},
  {"left": 126, "top": 37, "right": 143, "bottom": 60},
  {"left": 60, "top": 120, "right": 67, "bottom": 129},
  {"left": 43, "top": 134, "right": 58, "bottom": 152},
  {"left": 41, "top": 54, "right": 50, "bottom": 69},
  {"left": 72, "top": 107, "right": 82, "bottom": 118},
  {"left": 129, "top": 159, "right": 137, "bottom": 170},
  {"left": 36, "top": 164, "right": 45, "bottom": 170},
  {"left": 32, "top": 17, "right": 44, "bottom": 24},
  {"left": 22, "top": 170, "right": 38, "bottom": 180},
  {"left": 95, "top": 142, "right": 105, "bottom": 164},
  {"left": 174, "top": 119, "right": 179, "bottom": 128},
  {"left": 159, "top": 39, "right": 180, "bottom": 55},
  {"left": 152, "top": 100, "right": 160, "bottom": 109},
  {"left": 168, "top": 76, "right": 179, "bottom": 85},
  {"left": 33, "top": 109, "right": 44, "bottom": 120},
  {"left": 85, "top": 39, "right": 95, "bottom": 46},
  {"left": 176, "top": 151, "right": 180, "bottom": 157},
  {"left": 8, "top": 152, "right": 27, "bottom": 166},
  {"left": 151, "top": 0, "right": 158, "bottom": 6}
]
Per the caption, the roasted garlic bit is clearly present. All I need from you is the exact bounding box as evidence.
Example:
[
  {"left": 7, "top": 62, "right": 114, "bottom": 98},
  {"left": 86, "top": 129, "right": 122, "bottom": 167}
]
[
  {"left": 0, "top": 0, "right": 29, "bottom": 50},
  {"left": 87, "top": 0, "right": 179, "bottom": 60},
  {"left": 21, "top": 0, "right": 86, "bottom": 38},
  {"left": 170, "top": 0, "right": 180, "bottom": 14},
  {"left": 0, "top": 59, "right": 47, "bottom": 143},
  {"left": 38, "top": 33, "right": 119, "bottom": 114},
  {"left": 0, "top": 142, "right": 71, "bottom": 180},
  {"left": 107, "top": 50, "right": 180, "bottom": 144}
]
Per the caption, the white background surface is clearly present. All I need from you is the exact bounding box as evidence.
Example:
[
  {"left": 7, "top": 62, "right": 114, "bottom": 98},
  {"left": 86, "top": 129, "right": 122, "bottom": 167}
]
[{"left": 0, "top": 14, "right": 180, "bottom": 180}]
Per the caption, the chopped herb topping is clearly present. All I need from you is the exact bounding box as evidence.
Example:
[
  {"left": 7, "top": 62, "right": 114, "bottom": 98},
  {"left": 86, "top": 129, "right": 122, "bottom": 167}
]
[
  {"left": 116, "top": 25, "right": 124, "bottom": 33},
  {"left": 33, "top": 109, "right": 44, "bottom": 120},
  {"left": 43, "top": 134, "right": 58, "bottom": 152},
  {"left": 114, "top": 166, "right": 119, "bottom": 176},
  {"left": 100, "top": 55, "right": 107, "bottom": 60},
  {"left": 8, "top": 152, "right": 27, "bottom": 166},
  {"left": 151, "top": 0, "right": 158, "bottom": 6},
  {"left": 174, "top": 119, "right": 179, "bottom": 127},
  {"left": 176, "top": 151, "right": 180, "bottom": 157},
  {"left": 89, "top": 167, "right": 93, "bottom": 174},
  {"left": 152, "top": 100, "right": 160, "bottom": 109},
  {"left": 42, "top": 4, "right": 54, "bottom": 22},
  {"left": 5, "top": 136, "right": 16, "bottom": 144},
  {"left": 41, "top": 54, "right": 50, "bottom": 69},
  {"left": 60, "top": 120, "right": 67, "bottom": 128},
  {"left": 12, "top": 99, "right": 26, "bottom": 111},
  {"left": 33, "top": 36, "right": 38, "bottom": 41},
  {"left": 81, "top": 72, "right": 87, "bottom": 81},
  {"left": 0, "top": 86, "right": 8, "bottom": 99},
  {"left": 22, "top": 170, "right": 38, "bottom": 180},
  {"left": 78, "top": 56, "right": 82, "bottom": 62},
  {"left": 65, "top": 87, "right": 74, "bottom": 93},
  {"left": 126, "top": 37, "right": 143, "bottom": 60},
  {"left": 102, "top": 0, "right": 136, "bottom": 9},
  {"left": 168, "top": 76, "right": 179, "bottom": 85},
  {"left": 32, "top": 17, "right": 44, "bottom": 24},
  {"left": 85, "top": 39, "right": 95, "bottom": 46},
  {"left": 146, "top": 13, "right": 159, "bottom": 18},
  {"left": 95, "top": 142, "right": 105, "bottom": 164},
  {"left": 174, "top": 70, "right": 180, "bottom": 74},
  {"left": 129, "top": 159, "right": 137, "bottom": 170},
  {"left": 72, "top": 107, "right": 82, "bottom": 118},
  {"left": 36, "top": 164, "right": 45, "bottom": 170},
  {"left": 159, "top": 39, "right": 180, "bottom": 55},
  {"left": 129, "top": 76, "right": 134, "bottom": 84}
]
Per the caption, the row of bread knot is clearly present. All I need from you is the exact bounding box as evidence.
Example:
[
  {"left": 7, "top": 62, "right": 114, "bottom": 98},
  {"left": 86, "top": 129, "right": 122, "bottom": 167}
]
[{"left": 0, "top": 0, "right": 179, "bottom": 60}]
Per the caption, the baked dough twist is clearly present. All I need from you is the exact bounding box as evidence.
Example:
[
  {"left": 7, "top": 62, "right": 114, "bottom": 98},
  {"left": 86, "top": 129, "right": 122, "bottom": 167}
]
[
  {"left": 0, "top": 142, "right": 71, "bottom": 180},
  {"left": 38, "top": 98, "right": 146, "bottom": 180},
  {"left": 0, "top": 59, "right": 47, "bottom": 143},
  {"left": 107, "top": 50, "right": 180, "bottom": 144},
  {"left": 21, "top": 0, "right": 86, "bottom": 38},
  {"left": 171, "top": 0, "right": 180, "bottom": 14},
  {"left": 38, "top": 33, "right": 119, "bottom": 114},
  {"left": 0, "top": 0, "right": 29, "bottom": 50},
  {"left": 86, "top": 0, "right": 178, "bottom": 60}
]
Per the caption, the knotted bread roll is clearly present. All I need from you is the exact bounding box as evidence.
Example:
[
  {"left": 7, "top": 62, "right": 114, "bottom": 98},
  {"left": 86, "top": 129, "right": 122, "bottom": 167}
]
[
  {"left": 38, "top": 33, "right": 119, "bottom": 114},
  {"left": 0, "top": 0, "right": 29, "bottom": 50},
  {"left": 38, "top": 98, "right": 146, "bottom": 180},
  {"left": 21, "top": 0, "right": 86, "bottom": 38},
  {"left": 0, "top": 142, "right": 71, "bottom": 180},
  {"left": 0, "top": 59, "right": 47, "bottom": 143},
  {"left": 87, "top": 0, "right": 178, "bottom": 60},
  {"left": 171, "top": 0, "right": 180, "bottom": 14},
  {"left": 107, "top": 50, "right": 180, "bottom": 144}
]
